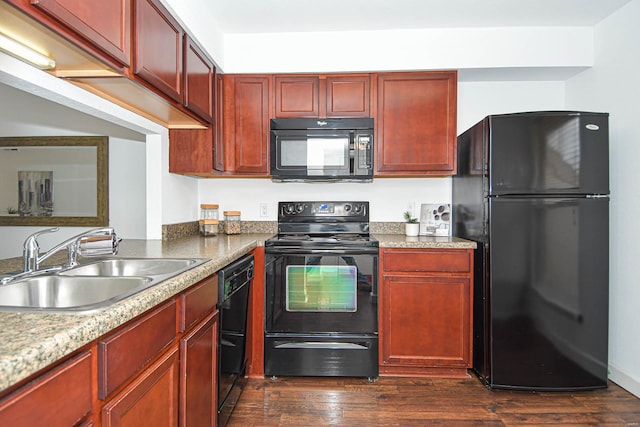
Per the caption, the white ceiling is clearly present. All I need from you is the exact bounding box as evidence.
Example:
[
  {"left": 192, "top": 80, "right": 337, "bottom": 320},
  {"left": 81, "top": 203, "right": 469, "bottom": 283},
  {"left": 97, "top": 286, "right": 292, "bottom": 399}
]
[{"left": 211, "top": 0, "right": 633, "bottom": 34}]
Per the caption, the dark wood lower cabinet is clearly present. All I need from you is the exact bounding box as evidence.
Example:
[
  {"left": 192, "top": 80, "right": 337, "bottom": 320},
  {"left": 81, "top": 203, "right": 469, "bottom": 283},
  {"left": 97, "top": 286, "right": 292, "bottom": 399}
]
[
  {"left": 180, "top": 312, "right": 218, "bottom": 427},
  {"left": 0, "top": 351, "right": 92, "bottom": 427},
  {"left": 379, "top": 248, "right": 474, "bottom": 378},
  {"left": 102, "top": 347, "right": 180, "bottom": 427}
]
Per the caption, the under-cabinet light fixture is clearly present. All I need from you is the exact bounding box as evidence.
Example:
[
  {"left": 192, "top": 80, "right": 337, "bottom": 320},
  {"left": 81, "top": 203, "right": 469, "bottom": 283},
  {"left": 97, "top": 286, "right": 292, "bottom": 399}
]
[{"left": 0, "top": 32, "right": 56, "bottom": 70}]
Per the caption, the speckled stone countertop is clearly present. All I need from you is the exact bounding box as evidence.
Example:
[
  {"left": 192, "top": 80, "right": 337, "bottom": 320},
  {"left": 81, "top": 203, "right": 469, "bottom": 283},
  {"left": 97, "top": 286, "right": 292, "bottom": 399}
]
[
  {"left": 0, "top": 233, "right": 273, "bottom": 393},
  {"left": 374, "top": 234, "right": 477, "bottom": 249}
]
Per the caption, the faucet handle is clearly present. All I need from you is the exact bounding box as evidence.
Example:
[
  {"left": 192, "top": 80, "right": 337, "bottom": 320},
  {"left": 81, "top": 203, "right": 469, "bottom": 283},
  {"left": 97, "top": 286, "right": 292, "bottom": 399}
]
[
  {"left": 23, "top": 227, "right": 60, "bottom": 271},
  {"left": 24, "top": 227, "right": 60, "bottom": 245}
]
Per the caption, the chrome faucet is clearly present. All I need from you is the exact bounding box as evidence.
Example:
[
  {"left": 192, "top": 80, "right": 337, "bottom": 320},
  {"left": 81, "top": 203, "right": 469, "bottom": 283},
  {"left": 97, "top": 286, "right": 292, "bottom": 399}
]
[
  {"left": 22, "top": 227, "right": 120, "bottom": 274},
  {"left": 0, "top": 227, "right": 121, "bottom": 285}
]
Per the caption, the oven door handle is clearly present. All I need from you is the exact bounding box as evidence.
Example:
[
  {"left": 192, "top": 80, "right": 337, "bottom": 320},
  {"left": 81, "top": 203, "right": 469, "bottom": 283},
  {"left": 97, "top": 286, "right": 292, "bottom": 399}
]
[
  {"left": 274, "top": 341, "right": 370, "bottom": 350},
  {"left": 265, "top": 248, "right": 378, "bottom": 255}
]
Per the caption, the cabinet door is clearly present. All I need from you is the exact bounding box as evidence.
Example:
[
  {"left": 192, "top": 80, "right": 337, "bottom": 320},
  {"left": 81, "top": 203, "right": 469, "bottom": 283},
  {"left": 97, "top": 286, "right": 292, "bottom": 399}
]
[
  {"left": 183, "top": 36, "right": 213, "bottom": 123},
  {"left": 169, "top": 126, "right": 214, "bottom": 175},
  {"left": 274, "top": 75, "right": 319, "bottom": 118},
  {"left": 223, "top": 75, "right": 271, "bottom": 174},
  {"left": 381, "top": 275, "right": 471, "bottom": 368},
  {"left": 102, "top": 347, "right": 179, "bottom": 427},
  {"left": 98, "top": 299, "right": 177, "bottom": 399},
  {"left": 180, "top": 312, "right": 218, "bottom": 427},
  {"left": 376, "top": 71, "right": 457, "bottom": 175},
  {"left": 0, "top": 351, "right": 92, "bottom": 427},
  {"left": 32, "top": 0, "right": 131, "bottom": 66},
  {"left": 326, "top": 75, "right": 370, "bottom": 117},
  {"left": 133, "top": 0, "right": 183, "bottom": 103}
]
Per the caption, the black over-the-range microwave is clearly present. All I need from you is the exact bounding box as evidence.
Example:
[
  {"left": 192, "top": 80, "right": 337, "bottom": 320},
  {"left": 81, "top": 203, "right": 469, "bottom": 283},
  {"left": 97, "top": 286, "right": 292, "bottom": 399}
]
[{"left": 269, "top": 117, "right": 374, "bottom": 182}]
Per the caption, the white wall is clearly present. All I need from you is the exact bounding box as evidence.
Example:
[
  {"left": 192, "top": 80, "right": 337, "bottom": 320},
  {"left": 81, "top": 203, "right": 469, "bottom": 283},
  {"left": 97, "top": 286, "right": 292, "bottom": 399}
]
[{"left": 565, "top": 0, "right": 640, "bottom": 398}]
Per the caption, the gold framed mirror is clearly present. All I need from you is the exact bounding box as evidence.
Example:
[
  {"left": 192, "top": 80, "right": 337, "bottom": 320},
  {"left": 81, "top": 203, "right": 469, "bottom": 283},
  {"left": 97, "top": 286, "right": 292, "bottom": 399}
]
[{"left": 0, "top": 136, "right": 108, "bottom": 226}]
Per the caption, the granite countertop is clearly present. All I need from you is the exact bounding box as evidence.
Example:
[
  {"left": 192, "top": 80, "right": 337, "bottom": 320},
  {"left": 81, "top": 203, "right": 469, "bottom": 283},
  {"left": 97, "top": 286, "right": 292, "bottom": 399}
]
[
  {"left": 374, "top": 234, "right": 477, "bottom": 249},
  {"left": 0, "top": 233, "right": 273, "bottom": 393},
  {"left": 0, "top": 232, "right": 475, "bottom": 393}
]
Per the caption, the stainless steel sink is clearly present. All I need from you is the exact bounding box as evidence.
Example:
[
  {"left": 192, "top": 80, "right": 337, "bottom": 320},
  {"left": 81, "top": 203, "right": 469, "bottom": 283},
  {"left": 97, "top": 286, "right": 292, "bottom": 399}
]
[
  {"left": 0, "top": 276, "right": 152, "bottom": 312},
  {"left": 59, "top": 258, "right": 203, "bottom": 278},
  {"left": 0, "top": 257, "right": 209, "bottom": 313}
]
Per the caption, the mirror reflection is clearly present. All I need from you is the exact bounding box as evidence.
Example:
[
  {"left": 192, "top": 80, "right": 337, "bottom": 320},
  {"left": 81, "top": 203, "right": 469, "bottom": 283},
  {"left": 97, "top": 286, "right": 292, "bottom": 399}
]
[{"left": 0, "top": 136, "right": 108, "bottom": 226}]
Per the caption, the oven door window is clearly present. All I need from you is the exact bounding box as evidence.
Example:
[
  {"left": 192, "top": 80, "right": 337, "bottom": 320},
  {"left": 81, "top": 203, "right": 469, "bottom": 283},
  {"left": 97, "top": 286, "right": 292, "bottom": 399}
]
[
  {"left": 265, "top": 252, "right": 378, "bottom": 334},
  {"left": 286, "top": 265, "right": 357, "bottom": 312}
]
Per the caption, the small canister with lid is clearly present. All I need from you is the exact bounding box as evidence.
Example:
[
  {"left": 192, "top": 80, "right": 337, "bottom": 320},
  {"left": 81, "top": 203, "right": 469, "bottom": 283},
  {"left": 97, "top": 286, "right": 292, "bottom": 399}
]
[
  {"left": 199, "top": 204, "right": 219, "bottom": 237},
  {"left": 223, "top": 211, "right": 241, "bottom": 235},
  {"left": 200, "top": 204, "right": 219, "bottom": 220}
]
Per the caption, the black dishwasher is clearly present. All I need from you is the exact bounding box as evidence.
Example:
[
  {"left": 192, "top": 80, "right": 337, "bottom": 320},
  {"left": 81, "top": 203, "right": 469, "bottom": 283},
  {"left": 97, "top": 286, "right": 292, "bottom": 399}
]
[{"left": 217, "top": 254, "right": 253, "bottom": 427}]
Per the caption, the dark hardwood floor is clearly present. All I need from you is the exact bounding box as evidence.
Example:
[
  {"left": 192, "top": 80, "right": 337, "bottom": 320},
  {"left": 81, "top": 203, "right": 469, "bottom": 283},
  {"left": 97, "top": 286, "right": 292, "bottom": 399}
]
[{"left": 227, "top": 376, "right": 640, "bottom": 426}]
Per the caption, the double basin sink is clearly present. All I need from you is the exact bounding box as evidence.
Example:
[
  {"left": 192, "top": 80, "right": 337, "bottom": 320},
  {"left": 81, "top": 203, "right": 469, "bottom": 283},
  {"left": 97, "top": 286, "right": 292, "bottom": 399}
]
[{"left": 0, "top": 258, "right": 209, "bottom": 313}]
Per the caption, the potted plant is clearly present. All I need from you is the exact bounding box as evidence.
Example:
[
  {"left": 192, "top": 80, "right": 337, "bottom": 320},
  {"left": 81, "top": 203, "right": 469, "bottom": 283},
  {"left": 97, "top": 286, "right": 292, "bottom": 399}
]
[
  {"left": 6, "top": 207, "right": 18, "bottom": 215},
  {"left": 403, "top": 211, "right": 419, "bottom": 237}
]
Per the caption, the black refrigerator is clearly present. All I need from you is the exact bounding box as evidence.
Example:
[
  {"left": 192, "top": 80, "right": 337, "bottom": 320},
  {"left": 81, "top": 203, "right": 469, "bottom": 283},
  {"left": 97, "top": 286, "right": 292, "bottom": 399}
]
[{"left": 452, "top": 111, "right": 610, "bottom": 391}]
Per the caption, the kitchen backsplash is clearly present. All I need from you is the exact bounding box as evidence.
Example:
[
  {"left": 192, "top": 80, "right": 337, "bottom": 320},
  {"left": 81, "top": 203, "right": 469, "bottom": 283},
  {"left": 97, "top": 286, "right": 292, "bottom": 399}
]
[{"left": 162, "top": 221, "right": 406, "bottom": 240}]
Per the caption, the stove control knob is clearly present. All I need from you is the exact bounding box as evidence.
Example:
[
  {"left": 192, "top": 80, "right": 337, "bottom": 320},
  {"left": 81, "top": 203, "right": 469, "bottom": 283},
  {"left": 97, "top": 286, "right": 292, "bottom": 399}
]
[
  {"left": 353, "top": 204, "right": 362, "bottom": 214},
  {"left": 343, "top": 204, "right": 352, "bottom": 213},
  {"left": 295, "top": 203, "right": 305, "bottom": 213},
  {"left": 284, "top": 204, "right": 295, "bottom": 214}
]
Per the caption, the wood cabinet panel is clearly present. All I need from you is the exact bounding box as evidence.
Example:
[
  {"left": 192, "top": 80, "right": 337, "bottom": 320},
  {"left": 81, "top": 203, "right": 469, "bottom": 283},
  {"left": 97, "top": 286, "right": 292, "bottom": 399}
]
[
  {"left": 214, "top": 72, "right": 225, "bottom": 172},
  {"left": 98, "top": 299, "right": 177, "bottom": 399},
  {"left": 31, "top": 0, "right": 131, "bottom": 66},
  {"left": 326, "top": 74, "right": 370, "bottom": 117},
  {"left": 0, "top": 351, "right": 92, "bottom": 427},
  {"left": 382, "top": 275, "right": 470, "bottom": 366},
  {"left": 169, "top": 126, "right": 213, "bottom": 175},
  {"left": 179, "top": 274, "right": 218, "bottom": 333},
  {"left": 222, "top": 75, "right": 271, "bottom": 174},
  {"left": 376, "top": 71, "right": 457, "bottom": 175},
  {"left": 180, "top": 312, "right": 218, "bottom": 427},
  {"left": 379, "top": 248, "right": 473, "bottom": 378},
  {"left": 133, "top": 0, "right": 183, "bottom": 103},
  {"left": 102, "top": 346, "right": 179, "bottom": 427},
  {"left": 274, "top": 76, "right": 319, "bottom": 118},
  {"left": 183, "top": 36, "right": 213, "bottom": 123},
  {"left": 383, "top": 249, "right": 471, "bottom": 273},
  {"left": 274, "top": 74, "right": 371, "bottom": 118}
]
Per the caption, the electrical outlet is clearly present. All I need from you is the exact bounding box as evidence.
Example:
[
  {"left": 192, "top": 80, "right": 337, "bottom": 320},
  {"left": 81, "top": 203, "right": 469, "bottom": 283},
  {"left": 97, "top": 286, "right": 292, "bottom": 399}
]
[{"left": 260, "top": 203, "right": 269, "bottom": 218}]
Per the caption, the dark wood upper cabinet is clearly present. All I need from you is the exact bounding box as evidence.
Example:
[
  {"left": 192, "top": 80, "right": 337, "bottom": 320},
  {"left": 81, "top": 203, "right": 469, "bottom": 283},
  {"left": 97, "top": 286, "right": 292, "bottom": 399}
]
[
  {"left": 326, "top": 74, "right": 371, "bottom": 117},
  {"left": 375, "top": 71, "right": 457, "bottom": 176},
  {"left": 274, "top": 74, "right": 371, "bottom": 118},
  {"left": 31, "top": 0, "right": 131, "bottom": 67},
  {"left": 274, "top": 75, "right": 319, "bottom": 118},
  {"left": 221, "top": 75, "right": 271, "bottom": 175},
  {"left": 133, "top": 0, "right": 183, "bottom": 103},
  {"left": 183, "top": 36, "right": 214, "bottom": 123}
]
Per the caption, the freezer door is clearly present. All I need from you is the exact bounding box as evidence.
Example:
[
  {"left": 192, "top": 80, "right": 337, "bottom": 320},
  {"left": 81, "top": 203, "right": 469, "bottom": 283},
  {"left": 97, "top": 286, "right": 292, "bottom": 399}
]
[
  {"left": 487, "top": 196, "right": 609, "bottom": 390},
  {"left": 488, "top": 112, "right": 609, "bottom": 195}
]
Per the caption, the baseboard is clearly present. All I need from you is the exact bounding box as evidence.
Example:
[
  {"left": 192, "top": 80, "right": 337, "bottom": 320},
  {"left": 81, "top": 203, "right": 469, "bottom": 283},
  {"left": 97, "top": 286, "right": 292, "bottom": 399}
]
[{"left": 609, "top": 364, "right": 640, "bottom": 398}]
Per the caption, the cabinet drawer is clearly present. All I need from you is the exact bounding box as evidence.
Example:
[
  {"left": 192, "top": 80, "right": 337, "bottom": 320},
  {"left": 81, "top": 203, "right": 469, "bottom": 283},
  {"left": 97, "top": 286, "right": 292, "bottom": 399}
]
[
  {"left": 98, "top": 299, "right": 177, "bottom": 399},
  {"left": 0, "top": 351, "right": 92, "bottom": 427},
  {"left": 179, "top": 274, "right": 218, "bottom": 332},
  {"left": 383, "top": 249, "right": 471, "bottom": 273}
]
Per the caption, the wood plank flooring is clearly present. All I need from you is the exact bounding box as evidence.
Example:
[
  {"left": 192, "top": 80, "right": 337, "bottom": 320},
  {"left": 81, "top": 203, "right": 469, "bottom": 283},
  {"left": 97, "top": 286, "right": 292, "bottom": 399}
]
[{"left": 227, "top": 376, "right": 640, "bottom": 426}]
